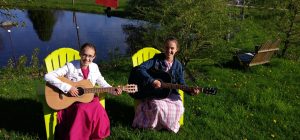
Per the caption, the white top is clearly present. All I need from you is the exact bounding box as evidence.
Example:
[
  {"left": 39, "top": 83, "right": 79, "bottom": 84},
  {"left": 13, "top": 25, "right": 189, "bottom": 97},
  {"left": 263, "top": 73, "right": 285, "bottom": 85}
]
[{"left": 44, "top": 60, "right": 111, "bottom": 93}]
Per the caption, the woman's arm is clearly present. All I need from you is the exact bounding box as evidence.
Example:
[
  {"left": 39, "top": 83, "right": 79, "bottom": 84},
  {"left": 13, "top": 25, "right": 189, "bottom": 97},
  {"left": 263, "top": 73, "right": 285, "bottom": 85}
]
[
  {"left": 44, "top": 64, "right": 72, "bottom": 93},
  {"left": 95, "top": 71, "right": 111, "bottom": 88},
  {"left": 176, "top": 61, "right": 200, "bottom": 95},
  {"left": 93, "top": 64, "right": 122, "bottom": 95},
  {"left": 137, "top": 58, "right": 156, "bottom": 85}
]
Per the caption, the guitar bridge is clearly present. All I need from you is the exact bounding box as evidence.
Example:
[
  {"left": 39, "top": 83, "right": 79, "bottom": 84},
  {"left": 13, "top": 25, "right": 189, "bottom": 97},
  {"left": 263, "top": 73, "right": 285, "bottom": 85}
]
[{"left": 59, "top": 93, "right": 64, "bottom": 99}]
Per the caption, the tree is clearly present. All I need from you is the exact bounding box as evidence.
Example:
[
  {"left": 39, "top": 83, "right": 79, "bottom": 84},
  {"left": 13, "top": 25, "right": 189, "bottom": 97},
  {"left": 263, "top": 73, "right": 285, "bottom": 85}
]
[
  {"left": 126, "top": 0, "right": 231, "bottom": 67},
  {"left": 279, "top": 0, "right": 300, "bottom": 57},
  {"left": 244, "top": 0, "right": 300, "bottom": 58},
  {"left": 27, "top": 9, "right": 58, "bottom": 41}
]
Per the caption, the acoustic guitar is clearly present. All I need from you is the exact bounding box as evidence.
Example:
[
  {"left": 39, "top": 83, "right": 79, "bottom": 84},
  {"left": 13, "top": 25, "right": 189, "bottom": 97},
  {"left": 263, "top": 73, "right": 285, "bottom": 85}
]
[
  {"left": 45, "top": 77, "right": 137, "bottom": 110},
  {"left": 128, "top": 68, "right": 217, "bottom": 99}
]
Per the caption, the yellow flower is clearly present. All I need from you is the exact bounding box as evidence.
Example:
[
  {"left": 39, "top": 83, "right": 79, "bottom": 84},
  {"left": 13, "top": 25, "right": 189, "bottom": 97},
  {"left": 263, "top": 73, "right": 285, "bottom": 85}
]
[
  {"left": 273, "top": 119, "right": 277, "bottom": 123},
  {"left": 271, "top": 134, "right": 275, "bottom": 138}
]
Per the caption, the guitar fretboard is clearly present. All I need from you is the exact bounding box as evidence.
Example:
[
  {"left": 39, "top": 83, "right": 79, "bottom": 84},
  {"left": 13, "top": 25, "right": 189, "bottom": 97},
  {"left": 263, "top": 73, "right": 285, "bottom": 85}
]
[
  {"left": 83, "top": 85, "right": 137, "bottom": 94},
  {"left": 84, "top": 87, "right": 116, "bottom": 93},
  {"left": 161, "top": 83, "right": 202, "bottom": 92}
]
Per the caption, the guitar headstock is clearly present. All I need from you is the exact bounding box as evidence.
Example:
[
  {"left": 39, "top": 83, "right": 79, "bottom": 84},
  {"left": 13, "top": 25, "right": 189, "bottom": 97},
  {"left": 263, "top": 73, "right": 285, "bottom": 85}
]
[
  {"left": 202, "top": 87, "right": 217, "bottom": 95},
  {"left": 123, "top": 84, "right": 138, "bottom": 93}
]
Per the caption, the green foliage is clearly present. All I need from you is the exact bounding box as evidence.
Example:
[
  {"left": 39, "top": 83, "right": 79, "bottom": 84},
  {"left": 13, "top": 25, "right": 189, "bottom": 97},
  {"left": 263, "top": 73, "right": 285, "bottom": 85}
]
[
  {"left": 98, "top": 47, "right": 130, "bottom": 71},
  {"left": 124, "top": 0, "right": 300, "bottom": 63},
  {"left": 126, "top": 0, "right": 232, "bottom": 66},
  {"left": 0, "top": 129, "right": 39, "bottom": 140},
  {"left": 226, "top": 19, "right": 272, "bottom": 49},
  {"left": 235, "top": 0, "right": 300, "bottom": 59},
  {"left": 30, "top": 48, "right": 40, "bottom": 69},
  {"left": 2, "top": 48, "right": 43, "bottom": 79},
  {"left": 122, "top": 24, "right": 149, "bottom": 55},
  {"left": 277, "top": 0, "right": 300, "bottom": 57}
]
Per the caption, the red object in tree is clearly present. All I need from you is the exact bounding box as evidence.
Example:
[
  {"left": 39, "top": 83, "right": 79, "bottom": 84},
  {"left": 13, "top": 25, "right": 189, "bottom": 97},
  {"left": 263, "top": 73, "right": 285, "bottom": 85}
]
[{"left": 95, "top": 0, "right": 118, "bottom": 9}]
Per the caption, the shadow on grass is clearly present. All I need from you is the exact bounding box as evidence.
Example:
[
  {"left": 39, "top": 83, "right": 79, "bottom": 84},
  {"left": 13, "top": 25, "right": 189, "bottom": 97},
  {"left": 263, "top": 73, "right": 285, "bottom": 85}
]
[
  {"left": 0, "top": 98, "right": 46, "bottom": 139},
  {"left": 218, "top": 57, "right": 274, "bottom": 71},
  {"left": 105, "top": 97, "right": 135, "bottom": 127},
  {"left": 218, "top": 57, "right": 246, "bottom": 70}
]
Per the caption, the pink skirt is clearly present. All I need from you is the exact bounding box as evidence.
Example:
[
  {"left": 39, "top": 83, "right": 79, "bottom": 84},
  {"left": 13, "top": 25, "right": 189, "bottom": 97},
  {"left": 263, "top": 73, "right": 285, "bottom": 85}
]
[{"left": 55, "top": 97, "right": 110, "bottom": 140}]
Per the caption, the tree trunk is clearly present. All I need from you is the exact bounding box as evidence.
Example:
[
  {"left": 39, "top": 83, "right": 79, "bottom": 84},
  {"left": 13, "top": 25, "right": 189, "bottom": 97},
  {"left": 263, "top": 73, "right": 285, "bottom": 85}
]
[
  {"left": 240, "top": 0, "right": 246, "bottom": 20},
  {"left": 281, "top": 8, "right": 296, "bottom": 57}
]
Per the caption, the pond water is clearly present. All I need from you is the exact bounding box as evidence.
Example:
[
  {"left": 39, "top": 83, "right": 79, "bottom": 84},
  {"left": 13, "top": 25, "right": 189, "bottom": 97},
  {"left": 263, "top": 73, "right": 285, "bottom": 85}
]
[{"left": 0, "top": 9, "right": 143, "bottom": 68}]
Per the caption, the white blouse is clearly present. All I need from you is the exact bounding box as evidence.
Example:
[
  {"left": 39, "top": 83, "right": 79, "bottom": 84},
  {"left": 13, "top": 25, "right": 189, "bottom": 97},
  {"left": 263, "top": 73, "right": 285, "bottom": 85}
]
[{"left": 44, "top": 60, "right": 111, "bottom": 93}]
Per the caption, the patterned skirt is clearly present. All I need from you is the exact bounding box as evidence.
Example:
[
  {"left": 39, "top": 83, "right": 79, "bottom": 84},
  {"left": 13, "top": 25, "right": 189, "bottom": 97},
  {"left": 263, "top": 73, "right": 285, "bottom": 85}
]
[{"left": 132, "top": 93, "right": 184, "bottom": 133}]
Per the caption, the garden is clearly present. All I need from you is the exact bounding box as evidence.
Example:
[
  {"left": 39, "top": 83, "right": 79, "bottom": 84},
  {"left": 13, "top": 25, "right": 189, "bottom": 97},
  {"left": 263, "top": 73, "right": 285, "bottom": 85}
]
[{"left": 0, "top": 0, "right": 299, "bottom": 139}]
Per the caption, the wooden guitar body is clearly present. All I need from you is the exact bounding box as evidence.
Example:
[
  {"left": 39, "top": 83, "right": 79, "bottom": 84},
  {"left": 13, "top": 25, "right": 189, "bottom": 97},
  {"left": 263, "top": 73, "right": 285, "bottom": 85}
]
[
  {"left": 45, "top": 77, "right": 95, "bottom": 110},
  {"left": 45, "top": 77, "right": 137, "bottom": 110}
]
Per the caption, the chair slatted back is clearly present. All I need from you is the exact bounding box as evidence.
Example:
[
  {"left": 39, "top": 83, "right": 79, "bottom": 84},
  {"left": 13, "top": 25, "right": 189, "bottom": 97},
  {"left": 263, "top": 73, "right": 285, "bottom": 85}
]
[
  {"left": 132, "top": 47, "right": 161, "bottom": 67},
  {"left": 249, "top": 40, "right": 280, "bottom": 67},
  {"left": 45, "top": 48, "right": 80, "bottom": 72}
]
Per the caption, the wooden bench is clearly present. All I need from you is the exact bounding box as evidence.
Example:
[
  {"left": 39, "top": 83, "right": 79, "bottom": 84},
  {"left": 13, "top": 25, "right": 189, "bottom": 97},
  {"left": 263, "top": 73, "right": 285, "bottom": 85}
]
[{"left": 236, "top": 39, "right": 280, "bottom": 67}]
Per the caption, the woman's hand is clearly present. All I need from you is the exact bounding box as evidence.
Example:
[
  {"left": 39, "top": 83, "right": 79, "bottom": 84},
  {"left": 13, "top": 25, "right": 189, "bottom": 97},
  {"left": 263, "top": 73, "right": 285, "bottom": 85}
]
[
  {"left": 190, "top": 87, "right": 200, "bottom": 96},
  {"left": 68, "top": 86, "right": 79, "bottom": 97},
  {"left": 152, "top": 80, "right": 161, "bottom": 88},
  {"left": 111, "top": 86, "right": 122, "bottom": 96}
]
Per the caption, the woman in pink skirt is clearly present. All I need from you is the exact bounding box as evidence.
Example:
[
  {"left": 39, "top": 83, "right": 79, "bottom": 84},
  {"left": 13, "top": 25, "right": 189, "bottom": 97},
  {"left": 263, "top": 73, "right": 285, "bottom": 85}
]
[{"left": 45, "top": 43, "right": 122, "bottom": 140}]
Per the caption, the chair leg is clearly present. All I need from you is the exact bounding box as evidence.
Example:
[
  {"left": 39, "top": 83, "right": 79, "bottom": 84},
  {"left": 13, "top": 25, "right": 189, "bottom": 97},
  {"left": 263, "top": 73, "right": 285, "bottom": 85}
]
[
  {"left": 44, "top": 112, "right": 57, "bottom": 140},
  {"left": 179, "top": 90, "right": 184, "bottom": 126},
  {"left": 179, "top": 113, "right": 184, "bottom": 125}
]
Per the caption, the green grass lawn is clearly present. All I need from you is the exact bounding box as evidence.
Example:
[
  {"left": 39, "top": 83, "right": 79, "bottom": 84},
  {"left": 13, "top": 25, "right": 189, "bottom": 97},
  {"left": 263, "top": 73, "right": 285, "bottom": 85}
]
[
  {"left": 0, "top": 57, "right": 299, "bottom": 139},
  {"left": 0, "top": 0, "right": 299, "bottom": 139}
]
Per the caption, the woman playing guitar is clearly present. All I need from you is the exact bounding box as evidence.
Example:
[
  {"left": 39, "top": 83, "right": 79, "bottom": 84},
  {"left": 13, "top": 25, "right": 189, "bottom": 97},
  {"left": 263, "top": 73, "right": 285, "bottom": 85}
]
[
  {"left": 44, "top": 43, "right": 122, "bottom": 139},
  {"left": 132, "top": 37, "right": 200, "bottom": 133}
]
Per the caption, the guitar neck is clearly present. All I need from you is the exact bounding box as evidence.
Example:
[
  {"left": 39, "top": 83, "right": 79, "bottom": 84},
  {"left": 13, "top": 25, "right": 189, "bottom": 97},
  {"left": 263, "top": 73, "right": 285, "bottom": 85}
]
[
  {"left": 162, "top": 83, "right": 201, "bottom": 92},
  {"left": 84, "top": 87, "right": 114, "bottom": 93}
]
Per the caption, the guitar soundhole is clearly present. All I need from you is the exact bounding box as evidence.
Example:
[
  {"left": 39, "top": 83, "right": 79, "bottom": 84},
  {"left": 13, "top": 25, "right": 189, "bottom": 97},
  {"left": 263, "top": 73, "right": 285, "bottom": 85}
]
[{"left": 77, "top": 87, "right": 84, "bottom": 96}]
